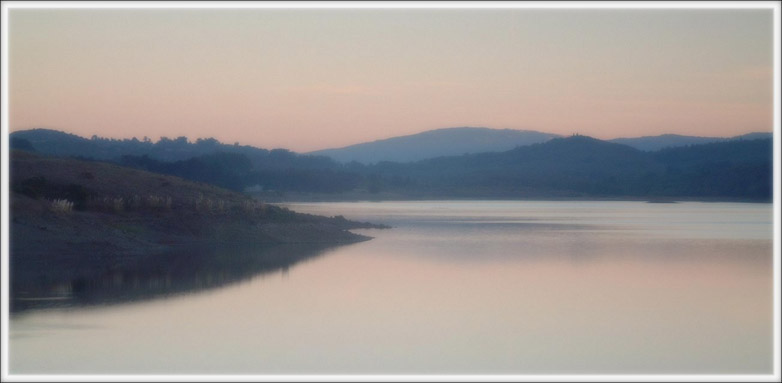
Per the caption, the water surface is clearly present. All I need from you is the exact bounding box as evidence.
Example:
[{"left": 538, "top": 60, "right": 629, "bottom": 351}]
[{"left": 9, "top": 201, "right": 774, "bottom": 374}]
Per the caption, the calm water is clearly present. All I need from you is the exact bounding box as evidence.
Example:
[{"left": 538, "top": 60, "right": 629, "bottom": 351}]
[{"left": 8, "top": 201, "right": 774, "bottom": 375}]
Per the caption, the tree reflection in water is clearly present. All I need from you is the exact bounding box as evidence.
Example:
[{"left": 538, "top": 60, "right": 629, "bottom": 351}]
[{"left": 10, "top": 242, "right": 342, "bottom": 313}]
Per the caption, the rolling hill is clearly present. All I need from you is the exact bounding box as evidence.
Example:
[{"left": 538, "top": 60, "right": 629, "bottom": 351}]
[
  {"left": 609, "top": 132, "right": 772, "bottom": 151},
  {"left": 9, "top": 128, "right": 773, "bottom": 201},
  {"left": 357, "top": 135, "right": 772, "bottom": 200},
  {"left": 306, "top": 127, "right": 560, "bottom": 164},
  {"left": 9, "top": 149, "right": 383, "bottom": 258}
]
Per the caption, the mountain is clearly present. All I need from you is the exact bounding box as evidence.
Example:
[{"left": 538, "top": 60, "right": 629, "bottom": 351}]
[
  {"left": 362, "top": 135, "right": 661, "bottom": 197},
  {"left": 357, "top": 135, "right": 772, "bottom": 200},
  {"left": 306, "top": 127, "right": 560, "bottom": 164},
  {"left": 9, "top": 128, "right": 772, "bottom": 201},
  {"left": 609, "top": 132, "right": 772, "bottom": 151},
  {"left": 609, "top": 134, "right": 724, "bottom": 151},
  {"left": 10, "top": 128, "right": 358, "bottom": 193},
  {"left": 9, "top": 128, "right": 324, "bottom": 163},
  {"left": 307, "top": 126, "right": 771, "bottom": 162},
  {"left": 733, "top": 132, "right": 774, "bottom": 141}
]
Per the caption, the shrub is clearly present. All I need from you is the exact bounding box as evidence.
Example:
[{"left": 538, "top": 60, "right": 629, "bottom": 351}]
[
  {"left": 49, "top": 199, "right": 74, "bottom": 214},
  {"left": 146, "top": 195, "right": 172, "bottom": 210}
]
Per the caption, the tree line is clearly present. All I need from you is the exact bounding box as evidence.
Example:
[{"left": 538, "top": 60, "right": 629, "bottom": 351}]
[{"left": 10, "top": 129, "right": 772, "bottom": 200}]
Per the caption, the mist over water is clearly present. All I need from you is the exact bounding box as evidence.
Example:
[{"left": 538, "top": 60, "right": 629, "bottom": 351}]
[{"left": 9, "top": 201, "right": 773, "bottom": 374}]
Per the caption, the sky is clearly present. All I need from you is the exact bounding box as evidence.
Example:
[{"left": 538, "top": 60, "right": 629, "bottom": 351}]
[{"left": 7, "top": 6, "right": 775, "bottom": 152}]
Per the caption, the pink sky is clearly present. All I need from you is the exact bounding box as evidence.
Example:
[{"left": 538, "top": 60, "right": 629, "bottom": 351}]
[{"left": 8, "top": 8, "right": 774, "bottom": 152}]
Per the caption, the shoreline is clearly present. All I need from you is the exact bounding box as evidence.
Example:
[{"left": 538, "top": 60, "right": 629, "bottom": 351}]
[
  {"left": 255, "top": 191, "right": 773, "bottom": 204},
  {"left": 9, "top": 151, "right": 391, "bottom": 313}
]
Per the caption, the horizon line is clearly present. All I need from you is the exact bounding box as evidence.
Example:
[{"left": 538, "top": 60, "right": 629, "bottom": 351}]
[{"left": 8, "top": 126, "right": 774, "bottom": 153}]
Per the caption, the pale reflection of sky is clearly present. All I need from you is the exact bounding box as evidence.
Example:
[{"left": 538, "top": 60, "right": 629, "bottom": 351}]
[
  {"left": 9, "top": 201, "right": 773, "bottom": 375},
  {"left": 284, "top": 200, "right": 773, "bottom": 240}
]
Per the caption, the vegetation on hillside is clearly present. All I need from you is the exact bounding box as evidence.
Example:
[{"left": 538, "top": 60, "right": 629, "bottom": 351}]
[
  {"left": 9, "top": 150, "right": 388, "bottom": 312},
  {"left": 10, "top": 129, "right": 773, "bottom": 201},
  {"left": 10, "top": 150, "right": 385, "bottom": 254}
]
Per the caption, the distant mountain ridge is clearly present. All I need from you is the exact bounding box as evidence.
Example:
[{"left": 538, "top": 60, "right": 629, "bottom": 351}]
[
  {"left": 8, "top": 127, "right": 772, "bottom": 201},
  {"left": 12, "top": 127, "right": 771, "bottom": 163},
  {"left": 306, "top": 127, "right": 561, "bottom": 164},
  {"left": 10, "top": 128, "right": 359, "bottom": 193},
  {"left": 306, "top": 127, "right": 772, "bottom": 163},
  {"left": 10, "top": 128, "right": 290, "bottom": 162},
  {"left": 359, "top": 134, "right": 772, "bottom": 200},
  {"left": 609, "top": 132, "right": 772, "bottom": 151}
]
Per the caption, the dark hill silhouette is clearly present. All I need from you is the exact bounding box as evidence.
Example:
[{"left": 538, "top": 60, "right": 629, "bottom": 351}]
[
  {"left": 356, "top": 135, "right": 771, "bottom": 200},
  {"left": 365, "top": 135, "right": 663, "bottom": 197},
  {"left": 8, "top": 129, "right": 772, "bottom": 201},
  {"left": 10, "top": 128, "right": 356, "bottom": 193},
  {"left": 306, "top": 127, "right": 772, "bottom": 162},
  {"left": 609, "top": 132, "right": 772, "bottom": 151},
  {"left": 646, "top": 139, "right": 773, "bottom": 199},
  {"left": 10, "top": 128, "right": 340, "bottom": 168},
  {"left": 733, "top": 132, "right": 774, "bottom": 141},
  {"left": 306, "top": 127, "right": 560, "bottom": 164}
]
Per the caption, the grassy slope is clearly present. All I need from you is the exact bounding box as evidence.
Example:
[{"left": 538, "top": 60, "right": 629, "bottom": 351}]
[{"left": 10, "top": 150, "right": 383, "bottom": 260}]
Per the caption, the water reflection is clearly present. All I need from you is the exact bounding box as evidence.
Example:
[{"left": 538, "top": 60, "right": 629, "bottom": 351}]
[
  {"left": 290, "top": 201, "right": 773, "bottom": 266},
  {"left": 8, "top": 201, "right": 774, "bottom": 374},
  {"left": 10, "top": 242, "right": 342, "bottom": 314}
]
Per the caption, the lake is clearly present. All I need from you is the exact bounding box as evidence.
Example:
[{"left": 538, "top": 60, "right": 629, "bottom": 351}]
[{"left": 8, "top": 201, "right": 774, "bottom": 375}]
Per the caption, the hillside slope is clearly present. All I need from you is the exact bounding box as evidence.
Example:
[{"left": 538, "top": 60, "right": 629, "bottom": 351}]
[
  {"left": 358, "top": 135, "right": 772, "bottom": 200},
  {"left": 10, "top": 150, "right": 389, "bottom": 311},
  {"left": 307, "top": 127, "right": 560, "bottom": 164},
  {"left": 10, "top": 150, "right": 384, "bottom": 259},
  {"left": 609, "top": 132, "right": 772, "bottom": 151}
]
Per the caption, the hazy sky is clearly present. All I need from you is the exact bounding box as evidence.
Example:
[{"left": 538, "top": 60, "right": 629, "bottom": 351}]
[{"left": 8, "top": 7, "right": 774, "bottom": 152}]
